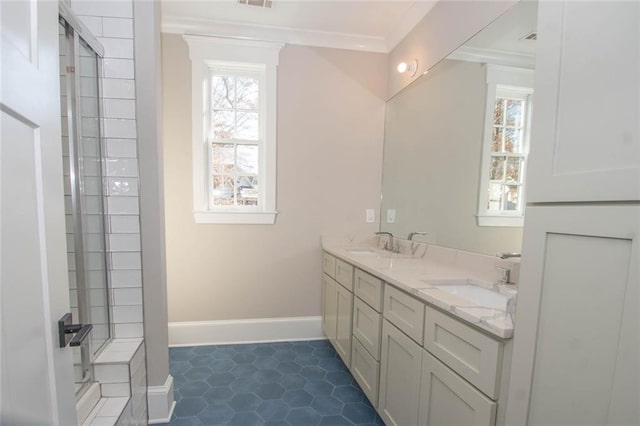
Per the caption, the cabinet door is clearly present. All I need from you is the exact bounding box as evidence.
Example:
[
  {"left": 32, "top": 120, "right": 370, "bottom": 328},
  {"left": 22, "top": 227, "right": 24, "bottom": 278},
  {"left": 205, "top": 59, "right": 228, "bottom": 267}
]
[
  {"left": 527, "top": 1, "right": 640, "bottom": 202},
  {"left": 506, "top": 206, "right": 639, "bottom": 425},
  {"left": 351, "top": 337, "right": 380, "bottom": 408},
  {"left": 419, "top": 351, "right": 496, "bottom": 426},
  {"left": 378, "top": 320, "right": 422, "bottom": 426},
  {"left": 353, "top": 297, "right": 382, "bottom": 360},
  {"left": 334, "top": 283, "right": 353, "bottom": 367},
  {"left": 322, "top": 275, "right": 337, "bottom": 342}
]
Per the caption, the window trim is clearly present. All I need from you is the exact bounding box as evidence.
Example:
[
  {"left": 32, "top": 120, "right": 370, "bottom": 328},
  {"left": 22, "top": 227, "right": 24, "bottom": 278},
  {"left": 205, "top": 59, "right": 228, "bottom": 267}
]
[
  {"left": 477, "top": 64, "right": 534, "bottom": 227},
  {"left": 184, "top": 35, "right": 283, "bottom": 224}
]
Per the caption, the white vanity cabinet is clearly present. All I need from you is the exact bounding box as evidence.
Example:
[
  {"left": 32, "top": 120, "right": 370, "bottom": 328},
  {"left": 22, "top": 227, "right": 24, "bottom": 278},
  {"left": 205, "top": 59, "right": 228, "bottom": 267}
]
[
  {"left": 322, "top": 251, "right": 513, "bottom": 426},
  {"left": 378, "top": 286, "right": 507, "bottom": 426},
  {"left": 322, "top": 253, "right": 353, "bottom": 367}
]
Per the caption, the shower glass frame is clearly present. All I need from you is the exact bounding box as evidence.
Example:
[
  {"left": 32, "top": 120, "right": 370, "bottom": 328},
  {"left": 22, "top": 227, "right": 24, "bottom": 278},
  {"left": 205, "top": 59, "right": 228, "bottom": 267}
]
[{"left": 59, "top": 4, "right": 112, "bottom": 401}]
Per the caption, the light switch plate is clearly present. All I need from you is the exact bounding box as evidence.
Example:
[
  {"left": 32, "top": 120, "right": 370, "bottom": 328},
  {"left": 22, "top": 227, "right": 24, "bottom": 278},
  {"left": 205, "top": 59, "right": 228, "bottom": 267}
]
[
  {"left": 366, "top": 209, "right": 375, "bottom": 223},
  {"left": 386, "top": 209, "right": 396, "bottom": 223}
]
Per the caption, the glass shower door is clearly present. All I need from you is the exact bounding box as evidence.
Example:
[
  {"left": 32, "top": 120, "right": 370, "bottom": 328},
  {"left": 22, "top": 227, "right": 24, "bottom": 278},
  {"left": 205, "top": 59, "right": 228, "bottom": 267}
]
[{"left": 59, "top": 16, "right": 111, "bottom": 399}]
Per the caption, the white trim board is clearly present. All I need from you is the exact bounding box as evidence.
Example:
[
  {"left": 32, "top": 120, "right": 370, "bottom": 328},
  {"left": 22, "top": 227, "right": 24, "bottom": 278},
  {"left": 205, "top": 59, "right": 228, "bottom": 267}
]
[
  {"left": 147, "top": 375, "right": 176, "bottom": 424},
  {"left": 448, "top": 46, "right": 535, "bottom": 69},
  {"left": 168, "top": 316, "right": 324, "bottom": 347},
  {"left": 163, "top": 16, "right": 388, "bottom": 53}
]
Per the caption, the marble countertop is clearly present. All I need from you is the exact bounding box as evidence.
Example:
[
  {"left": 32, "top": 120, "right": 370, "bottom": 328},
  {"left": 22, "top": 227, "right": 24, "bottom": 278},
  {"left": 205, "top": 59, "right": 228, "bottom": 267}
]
[{"left": 322, "top": 238, "right": 517, "bottom": 339}]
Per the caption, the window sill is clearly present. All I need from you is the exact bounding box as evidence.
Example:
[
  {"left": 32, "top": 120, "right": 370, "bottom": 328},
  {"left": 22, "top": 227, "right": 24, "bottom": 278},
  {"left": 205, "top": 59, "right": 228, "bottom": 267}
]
[
  {"left": 194, "top": 211, "right": 277, "bottom": 225},
  {"left": 476, "top": 215, "right": 524, "bottom": 227}
]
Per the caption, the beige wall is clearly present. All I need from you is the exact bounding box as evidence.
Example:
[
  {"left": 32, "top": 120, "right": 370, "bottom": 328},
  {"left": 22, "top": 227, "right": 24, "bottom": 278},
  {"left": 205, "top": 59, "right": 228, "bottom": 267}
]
[
  {"left": 162, "top": 34, "right": 387, "bottom": 322},
  {"left": 381, "top": 59, "right": 523, "bottom": 256},
  {"left": 387, "top": 0, "right": 516, "bottom": 99}
]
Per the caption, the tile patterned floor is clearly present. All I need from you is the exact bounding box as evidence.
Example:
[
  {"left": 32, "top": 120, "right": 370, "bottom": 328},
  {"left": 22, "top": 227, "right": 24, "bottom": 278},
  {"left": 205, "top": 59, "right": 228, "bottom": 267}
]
[{"left": 162, "top": 340, "right": 385, "bottom": 426}]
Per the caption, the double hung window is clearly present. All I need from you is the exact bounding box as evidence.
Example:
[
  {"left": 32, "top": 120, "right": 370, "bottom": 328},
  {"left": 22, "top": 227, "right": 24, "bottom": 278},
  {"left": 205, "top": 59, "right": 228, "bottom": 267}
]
[
  {"left": 477, "top": 65, "right": 534, "bottom": 227},
  {"left": 185, "top": 36, "right": 282, "bottom": 224}
]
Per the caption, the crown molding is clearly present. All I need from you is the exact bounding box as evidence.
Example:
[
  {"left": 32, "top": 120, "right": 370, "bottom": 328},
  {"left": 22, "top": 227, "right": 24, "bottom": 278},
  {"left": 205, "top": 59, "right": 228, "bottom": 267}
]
[
  {"left": 448, "top": 45, "right": 535, "bottom": 69},
  {"left": 162, "top": 15, "right": 388, "bottom": 53}
]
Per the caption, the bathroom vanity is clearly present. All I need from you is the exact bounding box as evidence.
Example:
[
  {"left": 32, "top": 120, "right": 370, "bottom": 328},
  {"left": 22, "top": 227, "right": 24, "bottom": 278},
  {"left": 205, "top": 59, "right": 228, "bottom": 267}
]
[{"left": 322, "top": 238, "right": 518, "bottom": 426}]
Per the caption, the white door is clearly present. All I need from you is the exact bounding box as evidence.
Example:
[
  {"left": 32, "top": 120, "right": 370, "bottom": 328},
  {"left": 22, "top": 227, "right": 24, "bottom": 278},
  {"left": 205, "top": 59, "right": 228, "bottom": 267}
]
[
  {"left": 1, "top": 1, "right": 77, "bottom": 424},
  {"left": 506, "top": 205, "right": 639, "bottom": 425},
  {"left": 526, "top": 1, "right": 640, "bottom": 203}
]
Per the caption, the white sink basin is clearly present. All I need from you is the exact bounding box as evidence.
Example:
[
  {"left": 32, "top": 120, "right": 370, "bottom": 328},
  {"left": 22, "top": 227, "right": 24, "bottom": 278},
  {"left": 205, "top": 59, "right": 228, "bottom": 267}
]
[
  {"left": 433, "top": 284, "right": 509, "bottom": 311},
  {"left": 345, "top": 248, "right": 378, "bottom": 256}
]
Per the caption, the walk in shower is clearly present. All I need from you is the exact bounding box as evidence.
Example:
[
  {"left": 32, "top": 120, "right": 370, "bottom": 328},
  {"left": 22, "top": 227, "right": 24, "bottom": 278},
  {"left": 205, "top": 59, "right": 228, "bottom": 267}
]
[{"left": 59, "top": 9, "right": 111, "bottom": 399}]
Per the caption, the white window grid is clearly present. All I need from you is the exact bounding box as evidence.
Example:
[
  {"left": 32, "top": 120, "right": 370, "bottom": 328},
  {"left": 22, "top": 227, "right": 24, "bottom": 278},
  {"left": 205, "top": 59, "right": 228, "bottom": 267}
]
[
  {"left": 205, "top": 64, "right": 266, "bottom": 211},
  {"left": 486, "top": 87, "right": 532, "bottom": 216}
]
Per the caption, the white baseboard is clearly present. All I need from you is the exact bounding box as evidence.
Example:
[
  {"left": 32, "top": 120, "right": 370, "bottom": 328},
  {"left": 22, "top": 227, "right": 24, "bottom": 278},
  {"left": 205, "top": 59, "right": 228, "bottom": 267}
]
[
  {"left": 168, "top": 316, "right": 324, "bottom": 347},
  {"left": 147, "top": 375, "right": 175, "bottom": 424}
]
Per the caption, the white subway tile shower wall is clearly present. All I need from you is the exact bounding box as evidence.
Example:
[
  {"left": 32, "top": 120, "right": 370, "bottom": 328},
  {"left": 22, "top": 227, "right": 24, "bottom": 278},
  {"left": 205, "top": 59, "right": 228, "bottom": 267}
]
[{"left": 71, "top": 1, "right": 143, "bottom": 341}]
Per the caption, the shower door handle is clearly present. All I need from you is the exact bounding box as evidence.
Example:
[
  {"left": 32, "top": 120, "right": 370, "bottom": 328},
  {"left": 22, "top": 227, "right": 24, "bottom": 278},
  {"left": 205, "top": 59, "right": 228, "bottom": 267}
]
[
  {"left": 58, "top": 312, "right": 93, "bottom": 348},
  {"left": 69, "top": 323, "right": 93, "bottom": 347}
]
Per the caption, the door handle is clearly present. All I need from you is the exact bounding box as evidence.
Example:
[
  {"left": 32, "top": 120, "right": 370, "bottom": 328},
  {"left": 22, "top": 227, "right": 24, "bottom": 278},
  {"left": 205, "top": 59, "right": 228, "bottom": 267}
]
[{"left": 58, "top": 313, "right": 93, "bottom": 348}]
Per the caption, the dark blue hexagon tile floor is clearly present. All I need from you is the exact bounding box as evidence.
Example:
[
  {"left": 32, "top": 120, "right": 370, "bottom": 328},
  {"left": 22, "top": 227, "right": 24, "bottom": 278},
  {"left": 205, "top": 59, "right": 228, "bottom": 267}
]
[{"left": 160, "top": 340, "right": 385, "bottom": 426}]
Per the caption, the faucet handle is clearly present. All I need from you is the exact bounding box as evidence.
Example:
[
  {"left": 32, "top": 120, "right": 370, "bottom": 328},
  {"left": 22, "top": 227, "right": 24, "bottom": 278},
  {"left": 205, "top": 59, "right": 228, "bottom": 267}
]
[
  {"left": 495, "top": 266, "right": 512, "bottom": 285},
  {"left": 408, "top": 231, "right": 427, "bottom": 241},
  {"left": 497, "top": 252, "right": 521, "bottom": 259}
]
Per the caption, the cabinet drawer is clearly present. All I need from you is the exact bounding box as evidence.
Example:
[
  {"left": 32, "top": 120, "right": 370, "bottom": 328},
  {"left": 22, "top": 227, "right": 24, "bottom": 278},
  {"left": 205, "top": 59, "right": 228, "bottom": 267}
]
[
  {"left": 383, "top": 285, "right": 425, "bottom": 344},
  {"left": 353, "top": 297, "right": 382, "bottom": 360},
  {"left": 351, "top": 337, "right": 380, "bottom": 408},
  {"left": 335, "top": 259, "right": 354, "bottom": 291},
  {"left": 419, "top": 350, "right": 496, "bottom": 426},
  {"left": 323, "top": 252, "right": 336, "bottom": 278},
  {"left": 354, "top": 269, "right": 383, "bottom": 311},
  {"left": 424, "top": 307, "right": 503, "bottom": 399}
]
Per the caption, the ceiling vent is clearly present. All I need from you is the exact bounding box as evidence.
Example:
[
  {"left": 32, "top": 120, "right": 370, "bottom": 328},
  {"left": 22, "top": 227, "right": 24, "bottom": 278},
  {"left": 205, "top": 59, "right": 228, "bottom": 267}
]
[
  {"left": 522, "top": 31, "right": 537, "bottom": 41},
  {"left": 238, "top": 0, "right": 273, "bottom": 8}
]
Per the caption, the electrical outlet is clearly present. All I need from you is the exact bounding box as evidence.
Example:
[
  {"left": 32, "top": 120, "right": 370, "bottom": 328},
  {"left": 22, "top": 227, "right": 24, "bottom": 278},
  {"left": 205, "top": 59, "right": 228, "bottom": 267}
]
[
  {"left": 366, "top": 209, "right": 375, "bottom": 223},
  {"left": 387, "top": 209, "right": 396, "bottom": 223}
]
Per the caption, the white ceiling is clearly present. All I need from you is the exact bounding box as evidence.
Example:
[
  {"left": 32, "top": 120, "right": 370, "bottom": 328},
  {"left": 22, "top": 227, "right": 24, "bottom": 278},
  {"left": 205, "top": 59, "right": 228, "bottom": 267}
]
[
  {"left": 465, "top": 1, "right": 538, "bottom": 55},
  {"left": 447, "top": 1, "right": 537, "bottom": 69},
  {"left": 161, "top": 0, "right": 438, "bottom": 53}
]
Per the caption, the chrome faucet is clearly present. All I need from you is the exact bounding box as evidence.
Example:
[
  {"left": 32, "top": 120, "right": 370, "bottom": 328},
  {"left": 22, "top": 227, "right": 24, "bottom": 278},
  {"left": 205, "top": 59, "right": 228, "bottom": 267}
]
[
  {"left": 408, "top": 231, "right": 427, "bottom": 241},
  {"left": 497, "top": 252, "right": 521, "bottom": 259},
  {"left": 374, "top": 231, "right": 396, "bottom": 252},
  {"left": 495, "top": 266, "right": 513, "bottom": 285},
  {"left": 407, "top": 232, "right": 427, "bottom": 256}
]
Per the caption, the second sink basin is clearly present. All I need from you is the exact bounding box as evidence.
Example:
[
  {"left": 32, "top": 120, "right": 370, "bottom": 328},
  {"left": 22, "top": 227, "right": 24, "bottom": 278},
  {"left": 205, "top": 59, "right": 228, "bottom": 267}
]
[
  {"left": 345, "top": 248, "right": 378, "bottom": 256},
  {"left": 433, "top": 284, "right": 509, "bottom": 311}
]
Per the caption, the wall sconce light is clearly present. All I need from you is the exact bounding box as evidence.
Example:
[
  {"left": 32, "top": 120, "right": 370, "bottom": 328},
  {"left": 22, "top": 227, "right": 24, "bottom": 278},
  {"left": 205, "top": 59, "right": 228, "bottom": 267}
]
[{"left": 397, "top": 59, "right": 418, "bottom": 77}]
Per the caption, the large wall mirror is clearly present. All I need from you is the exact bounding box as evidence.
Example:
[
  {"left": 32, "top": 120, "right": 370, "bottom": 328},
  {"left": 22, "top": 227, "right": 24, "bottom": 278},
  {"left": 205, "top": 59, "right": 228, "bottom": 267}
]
[{"left": 380, "top": 0, "right": 537, "bottom": 256}]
